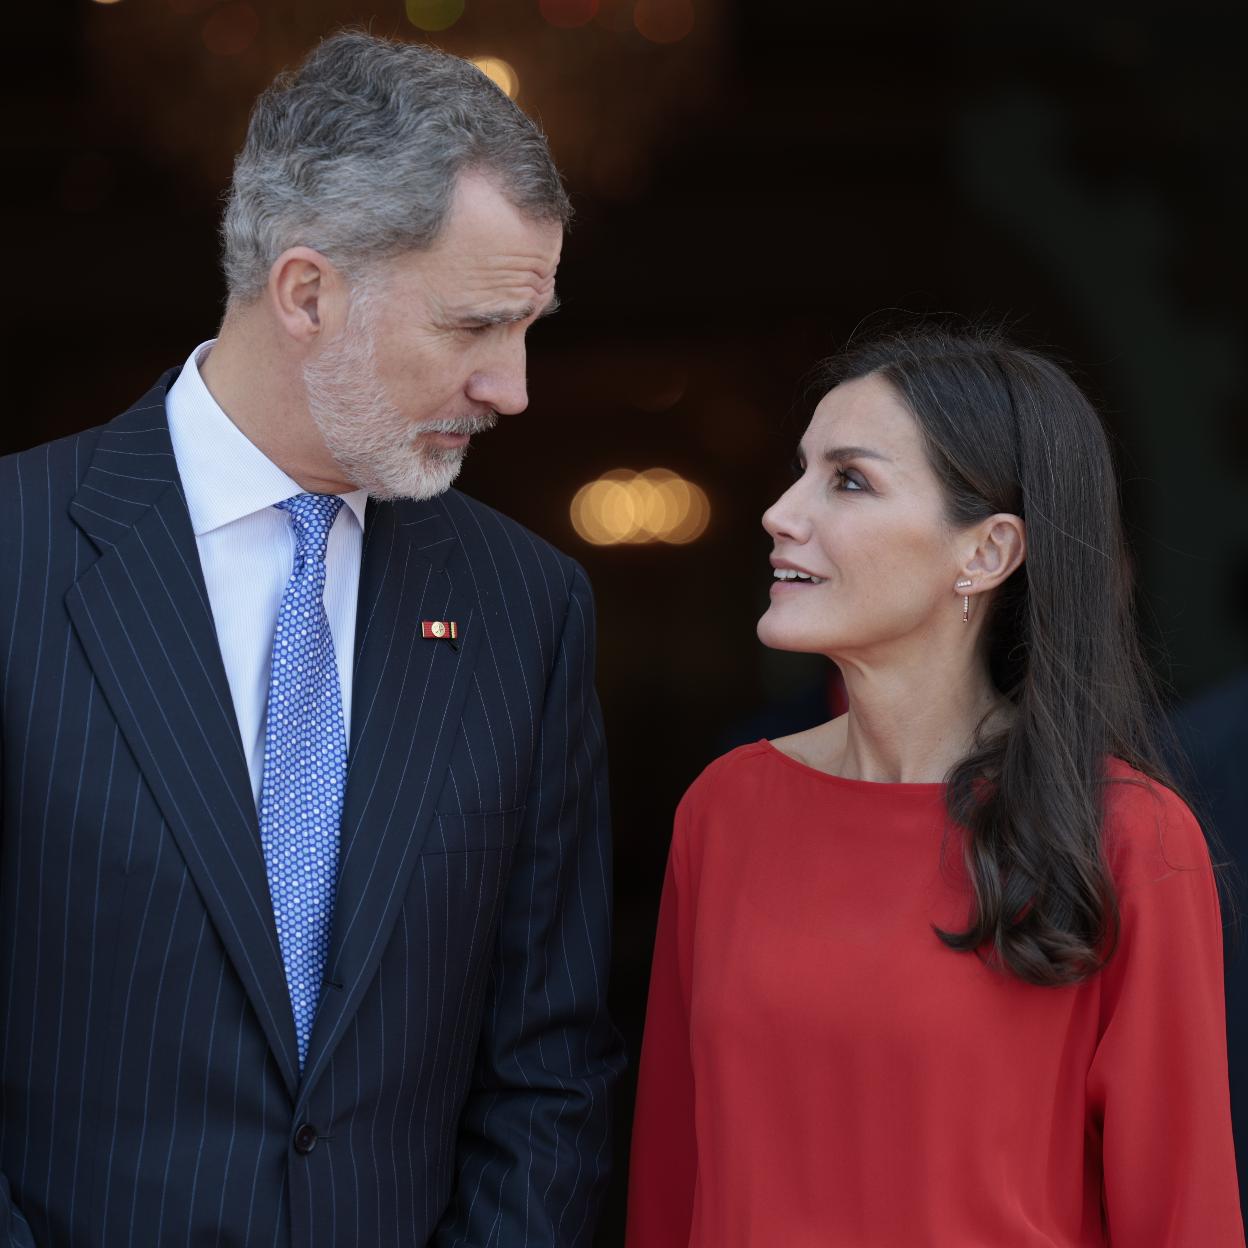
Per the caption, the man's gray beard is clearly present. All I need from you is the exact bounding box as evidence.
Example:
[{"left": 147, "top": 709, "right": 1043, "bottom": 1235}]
[{"left": 301, "top": 298, "right": 497, "bottom": 502}]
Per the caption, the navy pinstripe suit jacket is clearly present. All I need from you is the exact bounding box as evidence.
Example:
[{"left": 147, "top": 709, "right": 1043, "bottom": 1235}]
[{"left": 0, "top": 372, "right": 624, "bottom": 1247}]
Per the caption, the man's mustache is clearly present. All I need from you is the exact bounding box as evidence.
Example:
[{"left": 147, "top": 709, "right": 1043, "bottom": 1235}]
[{"left": 417, "top": 410, "right": 499, "bottom": 437}]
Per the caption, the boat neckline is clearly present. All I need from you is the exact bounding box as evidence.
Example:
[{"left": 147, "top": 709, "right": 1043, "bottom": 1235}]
[{"left": 758, "top": 738, "right": 949, "bottom": 794}]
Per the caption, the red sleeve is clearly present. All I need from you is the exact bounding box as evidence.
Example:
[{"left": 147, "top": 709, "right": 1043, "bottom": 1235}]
[
  {"left": 1086, "top": 782, "right": 1245, "bottom": 1246},
  {"left": 626, "top": 798, "right": 698, "bottom": 1248}
]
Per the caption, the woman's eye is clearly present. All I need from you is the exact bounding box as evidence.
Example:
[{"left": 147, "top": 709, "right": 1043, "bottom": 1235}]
[{"left": 833, "top": 468, "right": 866, "bottom": 492}]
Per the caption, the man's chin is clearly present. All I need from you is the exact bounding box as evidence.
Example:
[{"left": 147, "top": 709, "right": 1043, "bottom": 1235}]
[{"left": 356, "top": 452, "right": 466, "bottom": 502}]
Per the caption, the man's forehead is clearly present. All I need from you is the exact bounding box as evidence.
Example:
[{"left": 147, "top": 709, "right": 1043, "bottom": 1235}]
[
  {"left": 384, "top": 236, "right": 560, "bottom": 318},
  {"left": 457, "top": 250, "right": 560, "bottom": 285},
  {"left": 429, "top": 228, "right": 562, "bottom": 299},
  {"left": 446, "top": 255, "right": 558, "bottom": 312},
  {"left": 439, "top": 173, "right": 562, "bottom": 264}
]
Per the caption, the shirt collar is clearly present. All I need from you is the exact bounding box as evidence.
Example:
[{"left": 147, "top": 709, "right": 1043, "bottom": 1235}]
[{"left": 165, "top": 339, "right": 369, "bottom": 537}]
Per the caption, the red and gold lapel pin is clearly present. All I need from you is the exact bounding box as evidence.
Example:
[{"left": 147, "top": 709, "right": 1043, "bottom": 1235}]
[{"left": 421, "top": 620, "right": 459, "bottom": 641}]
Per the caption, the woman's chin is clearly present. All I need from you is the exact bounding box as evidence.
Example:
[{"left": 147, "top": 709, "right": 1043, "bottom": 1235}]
[{"left": 756, "top": 615, "right": 823, "bottom": 653}]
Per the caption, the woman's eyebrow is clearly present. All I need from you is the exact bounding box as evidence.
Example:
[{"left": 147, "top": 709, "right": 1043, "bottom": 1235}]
[{"left": 821, "top": 445, "right": 892, "bottom": 463}]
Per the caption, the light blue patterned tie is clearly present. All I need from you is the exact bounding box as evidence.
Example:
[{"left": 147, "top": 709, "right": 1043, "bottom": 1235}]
[{"left": 259, "top": 492, "right": 347, "bottom": 1070}]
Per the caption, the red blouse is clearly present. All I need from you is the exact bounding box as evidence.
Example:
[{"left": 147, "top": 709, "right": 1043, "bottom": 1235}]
[{"left": 626, "top": 741, "right": 1244, "bottom": 1247}]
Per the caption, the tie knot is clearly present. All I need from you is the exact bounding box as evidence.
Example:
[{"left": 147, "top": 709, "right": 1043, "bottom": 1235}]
[{"left": 276, "top": 493, "right": 345, "bottom": 561}]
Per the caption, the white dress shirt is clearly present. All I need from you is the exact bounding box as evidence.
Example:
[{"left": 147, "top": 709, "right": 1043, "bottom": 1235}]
[{"left": 166, "top": 340, "right": 367, "bottom": 807}]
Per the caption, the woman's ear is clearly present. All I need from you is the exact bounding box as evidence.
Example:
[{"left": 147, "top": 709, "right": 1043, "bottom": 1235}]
[{"left": 960, "top": 513, "right": 1026, "bottom": 590}]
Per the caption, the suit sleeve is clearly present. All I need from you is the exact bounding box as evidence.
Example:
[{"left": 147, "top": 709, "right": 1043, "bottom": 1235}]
[
  {"left": 0, "top": 468, "right": 38, "bottom": 1248},
  {"left": 0, "top": 1178, "right": 36, "bottom": 1248},
  {"left": 431, "top": 563, "right": 626, "bottom": 1248},
  {"left": 1086, "top": 786, "right": 1245, "bottom": 1246},
  {"left": 625, "top": 798, "right": 697, "bottom": 1248}
]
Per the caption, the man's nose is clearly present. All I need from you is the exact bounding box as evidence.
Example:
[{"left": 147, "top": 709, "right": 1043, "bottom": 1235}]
[{"left": 467, "top": 341, "right": 529, "bottom": 416}]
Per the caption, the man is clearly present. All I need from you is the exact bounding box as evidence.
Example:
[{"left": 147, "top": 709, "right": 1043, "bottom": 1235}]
[
  {"left": 1170, "top": 670, "right": 1248, "bottom": 1222},
  {"left": 0, "top": 31, "right": 623, "bottom": 1247}
]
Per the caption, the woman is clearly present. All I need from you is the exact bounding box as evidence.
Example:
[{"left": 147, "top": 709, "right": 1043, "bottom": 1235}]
[{"left": 625, "top": 326, "right": 1244, "bottom": 1246}]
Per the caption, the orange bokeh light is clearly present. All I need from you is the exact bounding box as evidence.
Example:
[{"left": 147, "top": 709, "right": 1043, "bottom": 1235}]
[
  {"left": 570, "top": 469, "right": 710, "bottom": 546},
  {"left": 470, "top": 56, "right": 520, "bottom": 100}
]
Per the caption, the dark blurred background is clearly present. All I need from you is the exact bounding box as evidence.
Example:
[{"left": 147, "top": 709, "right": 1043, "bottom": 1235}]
[{"left": 5, "top": 0, "right": 1246, "bottom": 1240}]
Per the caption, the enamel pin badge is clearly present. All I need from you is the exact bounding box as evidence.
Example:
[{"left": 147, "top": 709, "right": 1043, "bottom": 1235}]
[{"left": 421, "top": 620, "right": 459, "bottom": 640}]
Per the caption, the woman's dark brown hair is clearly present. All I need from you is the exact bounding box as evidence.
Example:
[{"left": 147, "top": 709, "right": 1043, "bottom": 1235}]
[{"left": 824, "top": 323, "right": 1184, "bottom": 986}]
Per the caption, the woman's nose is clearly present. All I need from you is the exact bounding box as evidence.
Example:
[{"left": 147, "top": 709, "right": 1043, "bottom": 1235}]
[{"left": 762, "top": 480, "right": 810, "bottom": 543}]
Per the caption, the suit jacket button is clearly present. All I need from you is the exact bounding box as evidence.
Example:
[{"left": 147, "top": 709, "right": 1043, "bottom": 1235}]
[{"left": 293, "top": 1123, "right": 318, "bottom": 1155}]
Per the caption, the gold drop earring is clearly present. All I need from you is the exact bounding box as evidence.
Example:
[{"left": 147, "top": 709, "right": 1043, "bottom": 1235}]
[{"left": 955, "top": 578, "right": 973, "bottom": 623}]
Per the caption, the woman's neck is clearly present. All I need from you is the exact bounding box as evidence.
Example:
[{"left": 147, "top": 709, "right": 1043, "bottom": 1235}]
[{"left": 783, "top": 649, "right": 1011, "bottom": 785}]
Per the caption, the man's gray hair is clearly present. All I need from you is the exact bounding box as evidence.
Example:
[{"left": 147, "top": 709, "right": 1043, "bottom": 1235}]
[{"left": 221, "top": 31, "right": 571, "bottom": 303}]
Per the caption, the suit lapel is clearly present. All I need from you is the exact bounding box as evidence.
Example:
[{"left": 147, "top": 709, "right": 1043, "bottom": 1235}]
[
  {"left": 65, "top": 378, "right": 302, "bottom": 1098},
  {"left": 298, "top": 495, "right": 480, "bottom": 1103}
]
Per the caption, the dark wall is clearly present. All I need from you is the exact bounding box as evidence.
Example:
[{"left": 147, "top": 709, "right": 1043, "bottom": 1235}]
[{"left": 4, "top": 1, "right": 1245, "bottom": 1241}]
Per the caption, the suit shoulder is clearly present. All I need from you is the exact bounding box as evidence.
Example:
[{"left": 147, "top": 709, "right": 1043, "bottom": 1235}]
[
  {"left": 0, "top": 425, "right": 105, "bottom": 526},
  {"left": 437, "top": 487, "right": 588, "bottom": 595}
]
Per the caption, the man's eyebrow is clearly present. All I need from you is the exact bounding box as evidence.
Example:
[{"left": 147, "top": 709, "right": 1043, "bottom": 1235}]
[
  {"left": 459, "top": 307, "right": 533, "bottom": 327},
  {"left": 458, "top": 293, "right": 560, "bottom": 328}
]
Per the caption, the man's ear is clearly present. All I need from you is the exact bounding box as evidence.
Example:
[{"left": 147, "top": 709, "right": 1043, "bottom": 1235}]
[
  {"left": 960, "top": 513, "right": 1026, "bottom": 590},
  {"left": 267, "top": 246, "right": 348, "bottom": 346}
]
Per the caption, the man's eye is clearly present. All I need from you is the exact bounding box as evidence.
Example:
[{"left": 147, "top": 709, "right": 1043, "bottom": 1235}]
[{"left": 462, "top": 324, "right": 493, "bottom": 336}]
